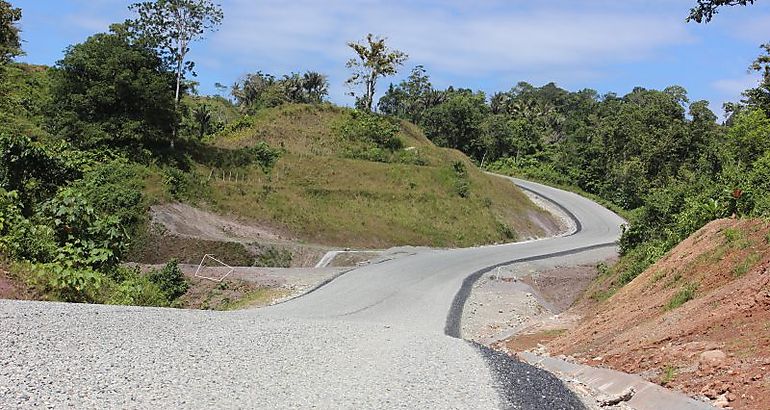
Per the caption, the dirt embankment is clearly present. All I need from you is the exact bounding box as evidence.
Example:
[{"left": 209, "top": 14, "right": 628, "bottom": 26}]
[
  {"left": 127, "top": 203, "right": 329, "bottom": 268},
  {"left": 546, "top": 218, "right": 770, "bottom": 410}
]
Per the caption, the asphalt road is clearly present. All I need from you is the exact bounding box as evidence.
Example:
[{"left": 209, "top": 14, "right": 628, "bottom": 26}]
[{"left": 0, "top": 176, "right": 624, "bottom": 409}]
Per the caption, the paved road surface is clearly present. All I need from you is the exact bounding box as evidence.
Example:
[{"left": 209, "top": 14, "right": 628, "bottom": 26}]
[{"left": 0, "top": 177, "right": 624, "bottom": 409}]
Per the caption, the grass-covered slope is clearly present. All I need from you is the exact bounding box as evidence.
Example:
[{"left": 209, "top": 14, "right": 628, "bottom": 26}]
[{"left": 171, "top": 104, "right": 557, "bottom": 249}]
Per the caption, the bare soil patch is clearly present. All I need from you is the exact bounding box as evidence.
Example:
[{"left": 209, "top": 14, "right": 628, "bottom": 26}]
[{"left": 546, "top": 218, "right": 770, "bottom": 410}]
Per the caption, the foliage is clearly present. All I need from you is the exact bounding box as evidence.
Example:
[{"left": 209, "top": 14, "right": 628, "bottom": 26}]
[
  {"left": 41, "top": 188, "right": 131, "bottom": 270},
  {"left": 379, "top": 65, "right": 440, "bottom": 124},
  {"left": 421, "top": 89, "right": 490, "bottom": 160},
  {"left": 49, "top": 25, "right": 177, "bottom": 149},
  {"left": 0, "top": 189, "right": 57, "bottom": 261},
  {"left": 665, "top": 282, "right": 698, "bottom": 311},
  {"left": 0, "top": 64, "right": 54, "bottom": 136},
  {"left": 127, "top": 0, "right": 224, "bottom": 102},
  {"left": 687, "top": 0, "right": 755, "bottom": 23},
  {"left": 345, "top": 34, "right": 408, "bottom": 111},
  {"left": 338, "top": 110, "right": 403, "bottom": 152},
  {"left": 31, "top": 263, "right": 104, "bottom": 303},
  {"left": 108, "top": 272, "right": 168, "bottom": 306},
  {"left": 452, "top": 160, "right": 470, "bottom": 198},
  {"left": 0, "top": 134, "right": 86, "bottom": 213},
  {"left": 232, "top": 71, "right": 329, "bottom": 112},
  {"left": 0, "top": 0, "right": 21, "bottom": 64},
  {"left": 147, "top": 259, "right": 189, "bottom": 301}
]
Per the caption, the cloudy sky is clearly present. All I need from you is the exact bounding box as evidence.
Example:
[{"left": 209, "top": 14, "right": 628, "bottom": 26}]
[{"left": 12, "top": 0, "right": 770, "bottom": 116}]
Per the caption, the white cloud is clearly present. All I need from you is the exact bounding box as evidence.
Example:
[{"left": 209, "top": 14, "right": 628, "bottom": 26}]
[
  {"left": 211, "top": 0, "right": 692, "bottom": 75},
  {"left": 712, "top": 74, "right": 760, "bottom": 95}
]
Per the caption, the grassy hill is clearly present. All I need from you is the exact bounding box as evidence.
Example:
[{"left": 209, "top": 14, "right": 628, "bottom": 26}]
[{"left": 142, "top": 104, "right": 558, "bottom": 250}]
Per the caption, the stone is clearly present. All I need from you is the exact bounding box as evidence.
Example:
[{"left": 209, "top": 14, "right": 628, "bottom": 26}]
[
  {"left": 700, "top": 350, "right": 727, "bottom": 363},
  {"left": 713, "top": 393, "right": 730, "bottom": 408}
]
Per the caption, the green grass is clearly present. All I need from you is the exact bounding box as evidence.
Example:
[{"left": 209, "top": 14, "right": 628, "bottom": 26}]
[
  {"left": 155, "top": 104, "right": 554, "bottom": 249},
  {"left": 660, "top": 365, "right": 677, "bottom": 386},
  {"left": 733, "top": 253, "right": 761, "bottom": 277},
  {"left": 723, "top": 227, "right": 750, "bottom": 249},
  {"left": 665, "top": 282, "right": 698, "bottom": 311},
  {"left": 219, "top": 287, "right": 288, "bottom": 310},
  {"left": 650, "top": 270, "right": 667, "bottom": 283}
]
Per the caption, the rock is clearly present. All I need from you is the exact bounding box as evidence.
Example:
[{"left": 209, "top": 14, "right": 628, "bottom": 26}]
[
  {"left": 713, "top": 393, "right": 730, "bottom": 408},
  {"left": 598, "top": 387, "right": 635, "bottom": 406},
  {"left": 700, "top": 350, "right": 727, "bottom": 363}
]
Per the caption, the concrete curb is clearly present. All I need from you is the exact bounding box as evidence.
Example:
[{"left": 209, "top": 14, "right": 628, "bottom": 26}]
[{"left": 518, "top": 352, "right": 716, "bottom": 410}]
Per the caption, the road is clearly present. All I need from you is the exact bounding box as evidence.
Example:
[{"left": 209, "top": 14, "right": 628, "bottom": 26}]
[{"left": 0, "top": 176, "right": 625, "bottom": 409}]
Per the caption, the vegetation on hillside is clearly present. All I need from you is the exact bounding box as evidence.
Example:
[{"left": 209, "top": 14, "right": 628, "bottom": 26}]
[
  {"left": 2, "top": 0, "right": 769, "bottom": 307},
  {"left": 373, "top": 2, "right": 770, "bottom": 296},
  {"left": 0, "top": 1, "right": 555, "bottom": 305}
]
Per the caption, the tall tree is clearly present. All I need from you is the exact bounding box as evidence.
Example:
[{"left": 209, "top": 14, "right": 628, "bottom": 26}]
[
  {"left": 50, "top": 25, "right": 177, "bottom": 149},
  {"left": 687, "top": 0, "right": 755, "bottom": 23},
  {"left": 127, "top": 0, "right": 223, "bottom": 106},
  {"left": 345, "top": 34, "right": 407, "bottom": 112},
  {"left": 0, "top": 0, "right": 21, "bottom": 64}
]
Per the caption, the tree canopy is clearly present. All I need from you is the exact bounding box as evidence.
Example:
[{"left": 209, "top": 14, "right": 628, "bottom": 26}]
[
  {"left": 687, "top": 0, "right": 756, "bottom": 23},
  {"left": 127, "top": 0, "right": 224, "bottom": 103},
  {"left": 49, "top": 25, "right": 178, "bottom": 149},
  {"left": 0, "top": 0, "right": 21, "bottom": 64},
  {"left": 346, "top": 34, "right": 407, "bottom": 111}
]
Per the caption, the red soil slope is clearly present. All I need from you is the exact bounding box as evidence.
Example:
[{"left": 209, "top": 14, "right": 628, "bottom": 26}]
[{"left": 549, "top": 218, "right": 770, "bottom": 410}]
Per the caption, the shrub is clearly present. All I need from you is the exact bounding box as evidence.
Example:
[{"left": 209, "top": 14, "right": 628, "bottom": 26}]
[
  {"left": 147, "top": 260, "right": 189, "bottom": 302},
  {"left": 108, "top": 273, "right": 168, "bottom": 307},
  {"left": 339, "top": 111, "right": 403, "bottom": 151},
  {"left": 0, "top": 189, "right": 57, "bottom": 261},
  {"left": 41, "top": 188, "right": 130, "bottom": 270},
  {"left": 451, "top": 161, "right": 470, "bottom": 198},
  {"left": 254, "top": 247, "right": 292, "bottom": 268},
  {"left": 31, "top": 263, "right": 104, "bottom": 303}
]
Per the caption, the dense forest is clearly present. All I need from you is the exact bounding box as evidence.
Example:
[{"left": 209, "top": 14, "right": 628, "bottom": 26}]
[{"left": 1, "top": 0, "right": 768, "bottom": 304}]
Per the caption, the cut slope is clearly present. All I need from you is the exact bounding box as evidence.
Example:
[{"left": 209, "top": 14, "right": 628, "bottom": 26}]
[
  {"left": 174, "top": 104, "right": 559, "bottom": 249},
  {"left": 548, "top": 218, "right": 770, "bottom": 410}
]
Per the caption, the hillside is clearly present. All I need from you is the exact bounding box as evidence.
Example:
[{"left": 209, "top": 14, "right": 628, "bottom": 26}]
[
  {"left": 546, "top": 218, "right": 770, "bottom": 410},
  {"left": 133, "top": 104, "right": 560, "bottom": 263}
]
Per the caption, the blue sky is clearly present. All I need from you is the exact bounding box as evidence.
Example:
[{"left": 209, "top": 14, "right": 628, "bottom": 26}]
[{"left": 12, "top": 0, "right": 770, "bottom": 117}]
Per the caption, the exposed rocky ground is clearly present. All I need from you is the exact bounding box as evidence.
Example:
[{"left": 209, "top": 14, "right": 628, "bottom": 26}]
[{"left": 541, "top": 218, "right": 770, "bottom": 410}]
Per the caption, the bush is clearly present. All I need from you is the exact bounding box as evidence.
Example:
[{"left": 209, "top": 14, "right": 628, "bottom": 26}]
[
  {"left": 69, "top": 159, "right": 145, "bottom": 230},
  {"left": 338, "top": 111, "right": 403, "bottom": 151},
  {"left": 254, "top": 247, "right": 292, "bottom": 268},
  {"left": 31, "top": 263, "right": 104, "bottom": 303},
  {"left": 147, "top": 260, "right": 189, "bottom": 302},
  {"left": 108, "top": 272, "right": 168, "bottom": 307},
  {"left": 452, "top": 161, "right": 470, "bottom": 198},
  {"left": 0, "top": 189, "right": 57, "bottom": 261},
  {"left": 41, "top": 188, "right": 130, "bottom": 270}
]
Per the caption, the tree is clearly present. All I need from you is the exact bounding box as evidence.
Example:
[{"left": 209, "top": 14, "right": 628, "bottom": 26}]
[
  {"left": 687, "top": 0, "right": 755, "bottom": 23},
  {"left": 421, "top": 91, "right": 488, "bottom": 159},
  {"left": 378, "top": 65, "right": 434, "bottom": 123},
  {"left": 232, "top": 70, "right": 329, "bottom": 112},
  {"left": 0, "top": 0, "right": 21, "bottom": 64},
  {"left": 49, "top": 25, "right": 177, "bottom": 149},
  {"left": 127, "top": 0, "right": 223, "bottom": 106},
  {"left": 192, "top": 104, "right": 211, "bottom": 139},
  {"left": 346, "top": 34, "right": 407, "bottom": 112}
]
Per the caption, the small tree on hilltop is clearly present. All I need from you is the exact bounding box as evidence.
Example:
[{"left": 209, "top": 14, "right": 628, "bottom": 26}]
[{"left": 346, "top": 34, "right": 407, "bottom": 112}]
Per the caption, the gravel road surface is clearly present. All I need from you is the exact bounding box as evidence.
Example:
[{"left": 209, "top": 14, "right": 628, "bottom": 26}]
[{"left": 0, "top": 176, "right": 624, "bottom": 409}]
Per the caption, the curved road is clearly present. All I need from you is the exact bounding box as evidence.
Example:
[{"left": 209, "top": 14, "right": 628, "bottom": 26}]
[{"left": 0, "top": 176, "right": 624, "bottom": 409}]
